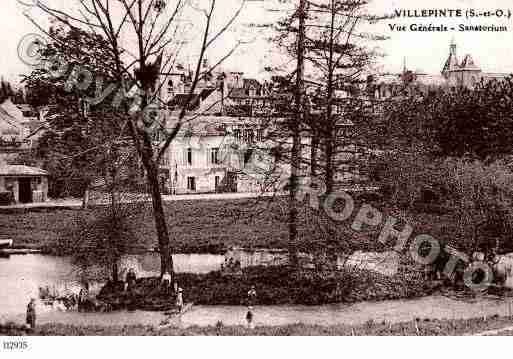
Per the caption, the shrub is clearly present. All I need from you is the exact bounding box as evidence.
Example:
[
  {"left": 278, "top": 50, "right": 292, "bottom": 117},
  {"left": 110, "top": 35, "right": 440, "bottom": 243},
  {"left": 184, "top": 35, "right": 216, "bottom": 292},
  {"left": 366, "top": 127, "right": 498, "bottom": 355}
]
[
  {"left": 371, "top": 151, "right": 448, "bottom": 210},
  {"left": 441, "top": 158, "right": 513, "bottom": 255},
  {"left": 98, "top": 265, "right": 434, "bottom": 309},
  {"left": 375, "top": 153, "right": 513, "bottom": 256}
]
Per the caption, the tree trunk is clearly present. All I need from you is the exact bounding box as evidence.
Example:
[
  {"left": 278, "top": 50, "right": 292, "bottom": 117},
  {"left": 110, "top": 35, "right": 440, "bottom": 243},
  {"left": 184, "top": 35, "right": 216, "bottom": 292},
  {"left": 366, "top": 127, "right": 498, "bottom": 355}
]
[
  {"left": 109, "top": 167, "right": 120, "bottom": 284},
  {"left": 311, "top": 134, "right": 319, "bottom": 177},
  {"left": 289, "top": 0, "right": 307, "bottom": 270},
  {"left": 325, "top": 0, "right": 336, "bottom": 196},
  {"left": 325, "top": 134, "right": 335, "bottom": 194},
  {"left": 126, "top": 81, "right": 174, "bottom": 279},
  {"left": 145, "top": 158, "right": 174, "bottom": 279},
  {"left": 112, "top": 261, "right": 119, "bottom": 283}
]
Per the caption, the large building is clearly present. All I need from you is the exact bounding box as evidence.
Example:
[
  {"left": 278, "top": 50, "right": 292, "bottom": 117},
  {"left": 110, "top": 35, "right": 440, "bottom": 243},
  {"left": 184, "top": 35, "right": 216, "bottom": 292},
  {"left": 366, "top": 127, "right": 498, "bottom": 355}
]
[
  {"left": 149, "top": 62, "right": 303, "bottom": 195},
  {"left": 441, "top": 39, "right": 509, "bottom": 88},
  {"left": 160, "top": 116, "right": 288, "bottom": 195},
  {"left": 370, "top": 40, "right": 511, "bottom": 100}
]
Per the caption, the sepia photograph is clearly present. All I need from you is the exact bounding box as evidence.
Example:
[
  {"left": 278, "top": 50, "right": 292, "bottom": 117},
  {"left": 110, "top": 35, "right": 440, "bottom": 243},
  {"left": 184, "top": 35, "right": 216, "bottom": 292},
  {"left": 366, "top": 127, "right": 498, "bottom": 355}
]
[{"left": 2, "top": 0, "right": 513, "bottom": 352}]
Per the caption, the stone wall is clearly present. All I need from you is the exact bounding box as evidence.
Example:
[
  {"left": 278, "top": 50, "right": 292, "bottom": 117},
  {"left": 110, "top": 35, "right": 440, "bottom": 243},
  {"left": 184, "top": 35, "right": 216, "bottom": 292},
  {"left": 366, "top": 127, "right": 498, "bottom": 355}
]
[
  {"left": 225, "top": 248, "right": 400, "bottom": 277},
  {"left": 339, "top": 251, "right": 400, "bottom": 277}
]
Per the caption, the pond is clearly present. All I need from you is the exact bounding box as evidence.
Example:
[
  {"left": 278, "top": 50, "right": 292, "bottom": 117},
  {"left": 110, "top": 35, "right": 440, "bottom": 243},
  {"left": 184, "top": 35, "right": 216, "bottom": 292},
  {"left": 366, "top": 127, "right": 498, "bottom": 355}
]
[
  {"left": 0, "top": 248, "right": 402, "bottom": 322},
  {"left": 0, "top": 253, "right": 225, "bottom": 321}
]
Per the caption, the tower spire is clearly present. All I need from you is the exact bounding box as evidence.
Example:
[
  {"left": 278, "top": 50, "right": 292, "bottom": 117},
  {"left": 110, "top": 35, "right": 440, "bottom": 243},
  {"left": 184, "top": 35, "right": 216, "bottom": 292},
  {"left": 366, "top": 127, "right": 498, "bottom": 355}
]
[
  {"left": 450, "top": 36, "right": 457, "bottom": 56},
  {"left": 403, "top": 57, "right": 407, "bottom": 73}
]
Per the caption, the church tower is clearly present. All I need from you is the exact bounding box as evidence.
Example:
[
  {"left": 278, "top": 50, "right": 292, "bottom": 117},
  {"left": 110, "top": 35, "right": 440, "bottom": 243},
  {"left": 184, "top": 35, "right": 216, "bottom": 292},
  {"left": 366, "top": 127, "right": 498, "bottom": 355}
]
[
  {"left": 442, "top": 38, "right": 460, "bottom": 79},
  {"left": 441, "top": 39, "right": 483, "bottom": 88}
]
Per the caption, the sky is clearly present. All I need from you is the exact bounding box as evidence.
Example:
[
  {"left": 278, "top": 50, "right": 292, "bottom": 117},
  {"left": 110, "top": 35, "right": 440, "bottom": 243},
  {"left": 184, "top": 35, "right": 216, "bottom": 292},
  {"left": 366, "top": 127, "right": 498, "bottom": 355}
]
[{"left": 3, "top": 0, "right": 513, "bottom": 84}]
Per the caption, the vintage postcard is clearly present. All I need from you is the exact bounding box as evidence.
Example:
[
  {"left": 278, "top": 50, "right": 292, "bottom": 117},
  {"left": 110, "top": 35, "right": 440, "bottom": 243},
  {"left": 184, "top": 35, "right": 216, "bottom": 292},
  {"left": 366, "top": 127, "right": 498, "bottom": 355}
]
[{"left": 1, "top": 0, "right": 513, "bottom": 355}]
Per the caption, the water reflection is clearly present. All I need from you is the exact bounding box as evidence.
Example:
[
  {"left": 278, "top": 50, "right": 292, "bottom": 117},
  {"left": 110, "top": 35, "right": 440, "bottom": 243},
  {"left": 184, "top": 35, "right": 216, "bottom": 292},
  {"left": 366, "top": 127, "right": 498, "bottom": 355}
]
[{"left": 0, "top": 253, "right": 224, "bottom": 320}]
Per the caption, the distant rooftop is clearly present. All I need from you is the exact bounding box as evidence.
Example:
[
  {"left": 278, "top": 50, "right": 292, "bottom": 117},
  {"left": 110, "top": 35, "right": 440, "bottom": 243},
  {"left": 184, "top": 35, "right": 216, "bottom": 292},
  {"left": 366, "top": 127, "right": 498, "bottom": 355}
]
[{"left": 0, "top": 165, "right": 48, "bottom": 177}]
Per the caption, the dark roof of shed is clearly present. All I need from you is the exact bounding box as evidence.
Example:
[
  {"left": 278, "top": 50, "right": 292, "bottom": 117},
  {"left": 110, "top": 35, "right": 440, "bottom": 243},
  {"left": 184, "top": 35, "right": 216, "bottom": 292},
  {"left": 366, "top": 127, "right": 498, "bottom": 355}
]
[
  {"left": 0, "top": 165, "right": 48, "bottom": 177},
  {"left": 168, "top": 89, "right": 216, "bottom": 109}
]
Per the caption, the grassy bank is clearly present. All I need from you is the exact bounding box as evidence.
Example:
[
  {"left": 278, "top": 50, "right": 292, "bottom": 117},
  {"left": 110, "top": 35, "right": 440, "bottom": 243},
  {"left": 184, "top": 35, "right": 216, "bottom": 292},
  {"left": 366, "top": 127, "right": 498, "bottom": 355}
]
[
  {"left": 0, "top": 196, "right": 464, "bottom": 256},
  {"left": 2, "top": 316, "right": 513, "bottom": 336},
  {"left": 97, "top": 266, "right": 437, "bottom": 310}
]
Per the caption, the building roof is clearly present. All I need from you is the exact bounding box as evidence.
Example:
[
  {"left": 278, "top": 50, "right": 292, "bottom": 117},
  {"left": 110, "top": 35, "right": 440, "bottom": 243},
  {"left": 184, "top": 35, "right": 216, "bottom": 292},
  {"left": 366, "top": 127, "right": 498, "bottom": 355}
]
[
  {"left": 0, "top": 165, "right": 48, "bottom": 177},
  {"left": 414, "top": 74, "right": 447, "bottom": 86},
  {"left": 227, "top": 88, "right": 247, "bottom": 98},
  {"left": 166, "top": 115, "right": 261, "bottom": 138},
  {"left": 168, "top": 89, "right": 216, "bottom": 109},
  {"left": 0, "top": 105, "right": 23, "bottom": 132},
  {"left": 460, "top": 54, "right": 480, "bottom": 71},
  {"left": 482, "top": 73, "right": 510, "bottom": 80},
  {"left": 243, "top": 78, "right": 261, "bottom": 90},
  {"left": 374, "top": 74, "right": 401, "bottom": 85},
  {"left": 442, "top": 53, "right": 460, "bottom": 73}
]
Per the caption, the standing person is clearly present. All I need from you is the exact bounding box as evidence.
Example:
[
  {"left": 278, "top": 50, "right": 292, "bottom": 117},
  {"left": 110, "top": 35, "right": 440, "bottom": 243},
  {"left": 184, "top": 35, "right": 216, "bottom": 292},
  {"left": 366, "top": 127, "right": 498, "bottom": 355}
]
[
  {"left": 6, "top": 184, "right": 14, "bottom": 204},
  {"left": 126, "top": 268, "right": 137, "bottom": 292},
  {"left": 246, "top": 306, "right": 254, "bottom": 329},
  {"left": 176, "top": 287, "right": 184, "bottom": 313},
  {"left": 78, "top": 283, "right": 89, "bottom": 312},
  {"left": 26, "top": 298, "right": 36, "bottom": 330},
  {"left": 246, "top": 285, "right": 257, "bottom": 329},
  {"left": 247, "top": 285, "right": 257, "bottom": 306},
  {"left": 161, "top": 272, "right": 172, "bottom": 295}
]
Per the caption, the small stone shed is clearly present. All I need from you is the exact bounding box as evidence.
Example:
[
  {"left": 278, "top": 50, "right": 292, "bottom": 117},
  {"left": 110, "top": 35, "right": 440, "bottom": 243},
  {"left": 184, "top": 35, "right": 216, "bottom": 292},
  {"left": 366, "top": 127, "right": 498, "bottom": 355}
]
[{"left": 0, "top": 165, "right": 49, "bottom": 204}]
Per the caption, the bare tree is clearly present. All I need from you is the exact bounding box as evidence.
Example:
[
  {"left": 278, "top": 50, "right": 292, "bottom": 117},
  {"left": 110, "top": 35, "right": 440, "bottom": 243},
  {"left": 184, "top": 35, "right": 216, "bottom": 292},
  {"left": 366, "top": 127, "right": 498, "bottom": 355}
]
[
  {"left": 273, "top": 0, "right": 388, "bottom": 194},
  {"left": 23, "top": 0, "right": 247, "bottom": 278}
]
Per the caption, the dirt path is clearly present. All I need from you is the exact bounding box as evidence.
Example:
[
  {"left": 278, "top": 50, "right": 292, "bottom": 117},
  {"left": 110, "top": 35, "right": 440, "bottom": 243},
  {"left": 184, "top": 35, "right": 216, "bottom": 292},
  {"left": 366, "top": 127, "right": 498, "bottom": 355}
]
[
  {"left": 0, "top": 185, "right": 378, "bottom": 210},
  {"left": 4, "top": 310, "right": 169, "bottom": 328},
  {"left": 0, "top": 192, "right": 281, "bottom": 210},
  {"left": 180, "top": 295, "right": 513, "bottom": 328},
  {"left": 4, "top": 295, "right": 513, "bottom": 330},
  {"left": 466, "top": 325, "right": 513, "bottom": 336}
]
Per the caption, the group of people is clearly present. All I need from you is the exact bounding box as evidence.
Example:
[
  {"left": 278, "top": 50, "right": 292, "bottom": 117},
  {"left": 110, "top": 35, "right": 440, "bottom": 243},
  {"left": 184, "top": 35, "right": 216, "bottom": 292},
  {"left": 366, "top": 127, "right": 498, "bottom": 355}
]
[
  {"left": 222, "top": 258, "right": 242, "bottom": 274},
  {"left": 24, "top": 274, "right": 256, "bottom": 331},
  {"left": 125, "top": 268, "right": 137, "bottom": 292}
]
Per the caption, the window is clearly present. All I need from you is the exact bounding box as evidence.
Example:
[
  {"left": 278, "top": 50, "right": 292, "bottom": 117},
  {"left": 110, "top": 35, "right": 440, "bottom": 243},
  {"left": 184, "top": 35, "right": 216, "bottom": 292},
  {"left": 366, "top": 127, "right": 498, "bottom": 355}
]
[
  {"left": 153, "top": 129, "right": 162, "bottom": 143},
  {"left": 215, "top": 176, "right": 220, "bottom": 191},
  {"left": 271, "top": 147, "right": 282, "bottom": 163},
  {"left": 187, "top": 177, "right": 196, "bottom": 191},
  {"left": 243, "top": 129, "right": 254, "bottom": 143},
  {"left": 211, "top": 148, "right": 220, "bottom": 165},
  {"left": 187, "top": 148, "right": 193, "bottom": 166},
  {"left": 160, "top": 156, "right": 170, "bottom": 167},
  {"left": 233, "top": 129, "right": 241, "bottom": 141},
  {"left": 244, "top": 149, "right": 253, "bottom": 166},
  {"left": 257, "top": 129, "right": 264, "bottom": 142},
  {"left": 167, "top": 79, "right": 174, "bottom": 95}
]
